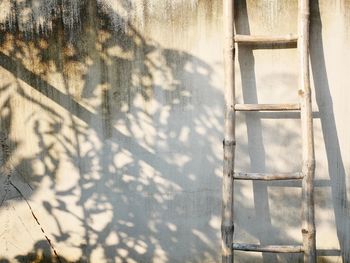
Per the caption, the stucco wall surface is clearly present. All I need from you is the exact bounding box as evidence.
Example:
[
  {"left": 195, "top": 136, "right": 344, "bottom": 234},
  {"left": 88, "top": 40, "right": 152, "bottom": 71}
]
[{"left": 0, "top": 1, "right": 348, "bottom": 262}]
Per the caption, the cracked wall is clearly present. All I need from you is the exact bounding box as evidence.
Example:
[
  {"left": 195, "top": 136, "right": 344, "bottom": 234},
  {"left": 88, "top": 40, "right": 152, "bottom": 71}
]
[{"left": 0, "top": 0, "right": 349, "bottom": 262}]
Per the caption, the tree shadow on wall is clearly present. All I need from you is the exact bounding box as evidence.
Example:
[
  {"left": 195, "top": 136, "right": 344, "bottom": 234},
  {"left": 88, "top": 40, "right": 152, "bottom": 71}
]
[
  {"left": 0, "top": 0, "right": 225, "bottom": 262},
  {"left": 0, "top": 240, "right": 68, "bottom": 263}
]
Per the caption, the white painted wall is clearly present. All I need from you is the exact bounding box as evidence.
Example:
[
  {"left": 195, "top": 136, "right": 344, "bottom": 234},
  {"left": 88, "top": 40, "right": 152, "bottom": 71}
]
[{"left": 0, "top": 1, "right": 348, "bottom": 262}]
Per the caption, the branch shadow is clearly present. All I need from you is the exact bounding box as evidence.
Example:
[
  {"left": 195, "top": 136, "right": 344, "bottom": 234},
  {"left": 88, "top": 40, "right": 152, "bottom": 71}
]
[{"left": 0, "top": 1, "right": 223, "bottom": 262}]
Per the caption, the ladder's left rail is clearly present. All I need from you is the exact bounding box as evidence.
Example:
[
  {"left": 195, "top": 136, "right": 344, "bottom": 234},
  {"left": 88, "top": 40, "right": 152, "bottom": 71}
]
[{"left": 221, "top": 0, "right": 235, "bottom": 262}]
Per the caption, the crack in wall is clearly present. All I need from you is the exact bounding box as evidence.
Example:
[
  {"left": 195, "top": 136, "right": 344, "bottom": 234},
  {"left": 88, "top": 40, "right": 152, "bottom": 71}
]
[
  {"left": 0, "top": 132, "right": 61, "bottom": 262},
  {"left": 9, "top": 181, "right": 62, "bottom": 263}
]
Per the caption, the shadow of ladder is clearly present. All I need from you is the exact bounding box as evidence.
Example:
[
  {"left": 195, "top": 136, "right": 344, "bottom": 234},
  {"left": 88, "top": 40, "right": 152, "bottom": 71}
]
[{"left": 221, "top": 0, "right": 317, "bottom": 262}]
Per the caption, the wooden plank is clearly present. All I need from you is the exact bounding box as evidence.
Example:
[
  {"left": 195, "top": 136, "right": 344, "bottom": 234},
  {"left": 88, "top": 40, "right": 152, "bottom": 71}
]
[
  {"left": 298, "top": 0, "right": 316, "bottom": 262},
  {"left": 234, "top": 172, "right": 304, "bottom": 181},
  {"left": 222, "top": 0, "right": 235, "bottom": 262},
  {"left": 233, "top": 243, "right": 304, "bottom": 253},
  {"left": 234, "top": 34, "right": 298, "bottom": 44},
  {"left": 235, "top": 103, "right": 300, "bottom": 111}
]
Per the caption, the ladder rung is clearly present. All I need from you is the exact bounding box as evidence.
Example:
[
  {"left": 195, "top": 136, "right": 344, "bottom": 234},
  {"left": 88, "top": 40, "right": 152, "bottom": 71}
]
[
  {"left": 233, "top": 243, "right": 304, "bottom": 253},
  {"left": 234, "top": 34, "right": 298, "bottom": 44},
  {"left": 235, "top": 103, "right": 300, "bottom": 111},
  {"left": 234, "top": 172, "right": 304, "bottom": 181}
]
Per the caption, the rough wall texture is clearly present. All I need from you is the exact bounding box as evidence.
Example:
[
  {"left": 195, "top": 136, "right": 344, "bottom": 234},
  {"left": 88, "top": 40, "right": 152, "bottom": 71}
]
[{"left": 0, "top": 0, "right": 348, "bottom": 262}]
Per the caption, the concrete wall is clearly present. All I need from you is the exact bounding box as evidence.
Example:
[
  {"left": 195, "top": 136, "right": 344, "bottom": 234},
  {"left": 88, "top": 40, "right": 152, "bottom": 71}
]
[{"left": 0, "top": 0, "right": 348, "bottom": 262}]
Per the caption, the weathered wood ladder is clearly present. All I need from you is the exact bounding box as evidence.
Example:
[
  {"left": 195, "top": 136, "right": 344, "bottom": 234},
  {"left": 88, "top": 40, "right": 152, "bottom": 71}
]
[{"left": 222, "top": 0, "right": 316, "bottom": 262}]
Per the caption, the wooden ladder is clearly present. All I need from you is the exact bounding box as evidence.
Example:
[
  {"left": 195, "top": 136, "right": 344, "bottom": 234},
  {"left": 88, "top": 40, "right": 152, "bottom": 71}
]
[{"left": 221, "top": 0, "right": 316, "bottom": 262}]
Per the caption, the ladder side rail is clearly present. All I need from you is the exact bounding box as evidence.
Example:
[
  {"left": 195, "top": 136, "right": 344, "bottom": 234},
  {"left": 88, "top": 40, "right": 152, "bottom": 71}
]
[
  {"left": 298, "top": 0, "right": 316, "bottom": 262},
  {"left": 222, "top": 0, "right": 235, "bottom": 262}
]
